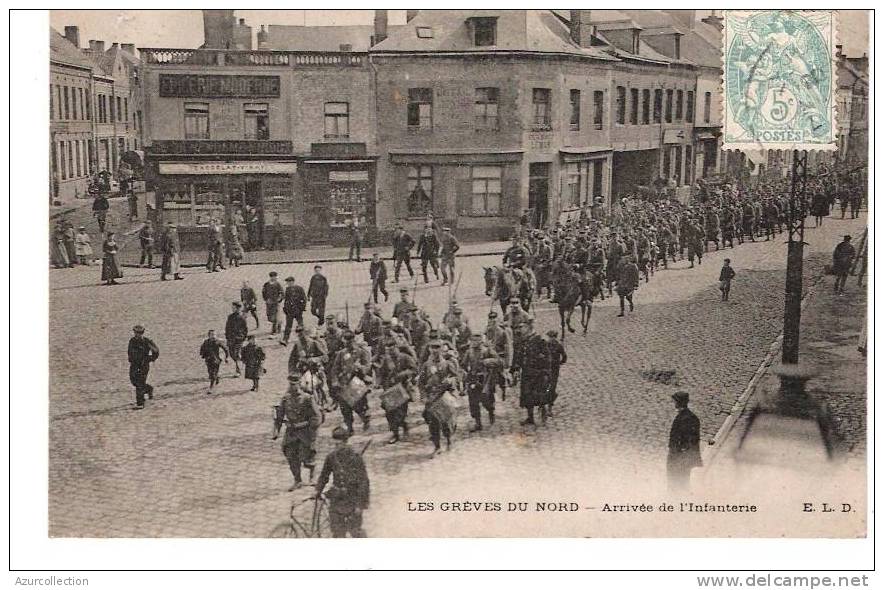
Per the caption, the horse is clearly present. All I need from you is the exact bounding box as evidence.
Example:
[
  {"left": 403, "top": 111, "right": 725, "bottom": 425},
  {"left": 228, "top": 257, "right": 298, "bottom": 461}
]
[{"left": 554, "top": 273, "right": 592, "bottom": 340}]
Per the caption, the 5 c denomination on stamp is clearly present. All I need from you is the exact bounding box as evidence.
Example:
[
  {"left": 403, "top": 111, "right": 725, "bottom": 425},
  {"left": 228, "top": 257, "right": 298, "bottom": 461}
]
[{"left": 723, "top": 10, "right": 837, "bottom": 151}]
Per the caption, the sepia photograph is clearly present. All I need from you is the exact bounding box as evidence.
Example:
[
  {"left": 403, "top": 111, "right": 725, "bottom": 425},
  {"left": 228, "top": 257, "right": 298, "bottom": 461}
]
[{"left": 11, "top": 5, "right": 874, "bottom": 575}]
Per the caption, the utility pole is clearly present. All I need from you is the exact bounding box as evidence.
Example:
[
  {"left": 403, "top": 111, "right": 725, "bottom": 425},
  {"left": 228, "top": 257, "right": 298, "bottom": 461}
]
[{"left": 781, "top": 149, "right": 807, "bottom": 365}]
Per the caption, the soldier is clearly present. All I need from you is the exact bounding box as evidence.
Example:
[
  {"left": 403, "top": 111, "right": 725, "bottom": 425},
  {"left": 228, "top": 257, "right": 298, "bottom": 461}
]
[
  {"left": 439, "top": 227, "right": 460, "bottom": 286},
  {"left": 506, "top": 297, "right": 531, "bottom": 382},
  {"left": 307, "top": 265, "right": 329, "bottom": 326},
  {"left": 323, "top": 315, "right": 345, "bottom": 370},
  {"left": 667, "top": 391, "right": 701, "bottom": 491},
  {"left": 764, "top": 199, "right": 780, "bottom": 241},
  {"left": 686, "top": 218, "right": 704, "bottom": 268},
  {"left": 740, "top": 200, "right": 756, "bottom": 244},
  {"left": 616, "top": 255, "right": 640, "bottom": 317},
  {"left": 281, "top": 276, "right": 308, "bottom": 346},
  {"left": 378, "top": 337, "right": 417, "bottom": 444},
  {"left": 128, "top": 325, "right": 159, "bottom": 410},
  {"left": 240, "top": 280, "right": 260, "bottom": 330},
  {"left": 720, "top": 205, "right": 736, "bottom": 249},
  {"left": 462, "top": 333, "right": 501, "bottom": 432},
  {"left": 519, "top": 318, "right": 550, "bottom": 426},
  {"left": 503, "top": 236, "right": 527, "bottom": 269},
  {"left": 315, "top": 426, "right": 371, "bottom": 537},
  {"left": 392, "top": 288, "right": 417, "bottom": 323},
  {"left": 262, "top": 271, "right": 284, "bottom": 337},
  {"left": 416, "top": 226, "right": 440, "bottom": 283},
  {"left": 369, "top": 252, "right": 389, "bottom": 304},
  {"left": 606, "top": 234, "right": 625, "bottom": 295},
  {"left": 138, "top": 220, "right": 155, "bottom": 268},
  {"left": 355, "top": 302, "right": 384, "bottom": 357},
  {"left": 391, "top": 224, "right": 416, "bottom": 282},
  {"left": 199, "top": 330, "right": 229, "bottom": 394},
  {"left": 545, "top": 330, "right": 567, "bottom": 416},
  {"left": 447, "top": 307, "right": 473, "bottom": 358},
  {"left": 273, "top": 374, "right": 322, "bottom": 491},
  {"left": 408, "top": 308, "right": 432, "bottom": 361},
  {"left": 287, "top": 325, "right": 328, "bottom": 378},
  {"left": 418, "top": 339, "right": 459, "bottom": 455},
  {"left": 329, "top": 331, "right": 373, "bottom": 434},
  {"left": 225, "top": 301, "right": 249, "bottom": 375},
  {"left": 241, "top": 334, "right": 265, "bottom": 391},
  {"left": 485, "top": 311, "right": 513, "bottom": 400},
  {"left": 704, "top": 207, "right": 720, "bottom": 252}
]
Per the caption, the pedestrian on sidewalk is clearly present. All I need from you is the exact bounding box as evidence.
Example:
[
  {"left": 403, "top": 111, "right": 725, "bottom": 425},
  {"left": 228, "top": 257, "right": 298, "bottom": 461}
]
[
  {"left": 262, "top": 271, "right": 284, "bottom": 336},
  {"left": 273, "top": 374, "right": 321, "bottom": 491},
  {"left": 369, "top": 253, "right": 389, "bottom": 304},
  {"left": 281, "top": 276, "right": 307, "bottom": 345},
  {"left": 719, "top": 258, "right": 736, "bottom": 302},
  {"left": 439, "top": 227, "right": 460, "bottom": 286},
  {"left": 101, "top": 232, "right": 123, "bottom": 286},
  {"left": 307, "top": 265, "right": 329, "bottom": 325},
  {"left": 240, "top": 281, "right": 260, "bottom": 330},
  {"left": 667, "top": 391, "right": 702, "bottom": 492},
  {"left": 160, "top": 222, "right": 183, "bottom": 281},
  {"left": 832, "top": 235, "right": 856, "bottom": 295},
  {"left": 199, "top": 330, "right": 229, "bottom": 394},
  {"left": 616, "top": 255, "right": 640, "bottom": 317},
  {"left": 241, "top": 334, "right": 265, "bottom": 391},
  {"left": 348, "top": 217, "right": 363, "bottom": 262},
  {"left": 138, "top": 220, "right": 155, "bottom": 268},
  {"left": 225, "top": 301, "right": 248, "bottom": 376},
  {"left": 74, "top": 226, "right": 93, "bottom": 265},
  {"left": 128, "top": 325, "right": 159, "bottom": 410}
]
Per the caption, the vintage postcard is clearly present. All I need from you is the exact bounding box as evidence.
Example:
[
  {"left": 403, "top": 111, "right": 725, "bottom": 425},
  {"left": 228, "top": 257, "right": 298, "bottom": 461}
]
[{"left": 40, "top": 9, "right": 869, "bottom": 545}]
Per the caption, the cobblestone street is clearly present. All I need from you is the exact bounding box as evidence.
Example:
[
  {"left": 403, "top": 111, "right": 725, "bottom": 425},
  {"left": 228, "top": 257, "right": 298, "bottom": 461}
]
[{"left": 48, "top": 214, "right": 867, "bottom": 537}]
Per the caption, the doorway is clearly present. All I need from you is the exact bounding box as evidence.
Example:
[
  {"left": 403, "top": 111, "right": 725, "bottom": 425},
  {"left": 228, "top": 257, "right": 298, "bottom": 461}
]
[{"left": 528, "top": 162, "right": 550, "bottom": 228}]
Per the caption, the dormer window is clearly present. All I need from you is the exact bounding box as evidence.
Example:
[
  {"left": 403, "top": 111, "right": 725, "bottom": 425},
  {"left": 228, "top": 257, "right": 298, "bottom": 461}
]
[
  {"left": 416, "top": 26, "right": 434, "bottom": 39},
  {"left": 674, "top": 35, "right": 681, "bottom": 60},
  {"left": 632, "top": 30, "right": 641, "bottom": 54},
  {"left": 470, "top": 17, "right": 497, "bottom": 47}
]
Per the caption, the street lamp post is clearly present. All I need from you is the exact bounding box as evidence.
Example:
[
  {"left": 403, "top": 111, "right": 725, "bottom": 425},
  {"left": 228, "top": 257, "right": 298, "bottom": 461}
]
[{"left": 781, "top": 150, "right": 808, "bottom": 366}]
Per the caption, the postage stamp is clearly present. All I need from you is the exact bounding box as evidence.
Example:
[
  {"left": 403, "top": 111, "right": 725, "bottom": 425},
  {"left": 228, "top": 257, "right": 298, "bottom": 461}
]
[{"left": 723, "top": 10, "right": 837, "bottom": 151}]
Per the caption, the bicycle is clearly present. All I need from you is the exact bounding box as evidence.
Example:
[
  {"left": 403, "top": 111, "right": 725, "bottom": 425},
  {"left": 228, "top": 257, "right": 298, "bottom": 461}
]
[{"left": 268, "top": 492, "right": 331, "bottom": 538}]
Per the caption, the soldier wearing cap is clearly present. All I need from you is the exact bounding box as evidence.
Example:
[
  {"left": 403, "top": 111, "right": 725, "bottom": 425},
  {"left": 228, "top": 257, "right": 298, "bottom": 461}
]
[
  {"left": 356, "top": 302, "right": 384, "bottom": 357},
  {"left": 462, "top": 333, "right": 501, "bottom": 431},
  {"left": 281, "top": 276, "right": 308, "bottom": 346},
  {"left": 667, "top": 391, "right": 701, "bottom": 491},
  {"left": 447, "top": 306, "right": 472, "bottom": 358},
  {"left": 315, "top": 426, "right": 370, "bottom": 537},
  {"left": 323, "top": 315, "right": 344, "bottom": 369},
  {"left": 273, "top": 374, "right": 322, "bottom": 491},
  {"left": 391, "top": 224, "right": 416, "bottom": 283},
  {"left": 418, "top": 339, "right": 458, "bottom": 454},
  {"left": 262, "top": 272, "right": 284, "bottom": 336},
  {"left": 329, "top": 330, "right": 373, "bottom": 434},
  {"left": 392, "top": 289, "right": 417, "bottom": 323},
  {"left": 287, "top": 324, "right": 328, "bottom": 378},
  {"left": 377, "top": 335, "right": 417, "bottom": 444},
  {"left": 519, "top": 318, "right": 550, "bottom": 426},
  {"left": 128, "top": 325, "right": 159, "bottom": 409},
  {"left": 485, "top": 311, "right": 513, "bottom": 399},
  {"left": 225, "top": 301, "right": 248, "bottom": 376},
  {"left": 416, "top": 226, "right": 441, "bottom": 284},
  {"left": 503, "top": 235, "right": 527, "bottom": 270},
  {"left": 439, "top": 226, "right": 460, "bottom": 286},
  {"left": 408, "top": 308, "right": 432, "bottom": 361},
  {"left": 506, "top": 297, "right": 531, "bottom": 381},
  {"left": 307, "top": 265, "right": 329, "bottom": 326}
]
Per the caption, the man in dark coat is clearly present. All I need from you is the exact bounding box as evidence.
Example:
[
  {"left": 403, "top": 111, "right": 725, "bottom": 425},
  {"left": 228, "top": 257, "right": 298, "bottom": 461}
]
[
  {"left": 369, "top": 252, "right": 389, "bottom": 304},
  {"left": 439, "top": 227, "right": 460, "bottom": 286},
  {"left": 128, "top": 325, "right": 159, "bottom": 409},
  {"left": 616, "top": 255, "right": 640, "bottom": 317},
  {"left": 330, "top": 331, "right": 373, "bottom": 434},
  {"left": 348, "top": 218, "right": 364, "bottom": 262},
  {"left": 241, "top": 334, "right": 265, "bottom": 391},
  {"left": 391, "top": 225, "right": 416, "bottom": 282},
  {"left": 667, "top": 391, "right": 702, "bottom": 491},
  {"left": 832, "top": 235, "right": 857, "bottom": 295},
  {"left": 273, "top": 375, "right": 322, "bottom": 491},
  {"left": 545, "top": 330, "right": 567, "bottom": 416},
  {"left": 307, "top": 265, "right": 329, "bottom": 326},
  {"left": 462, "top": 333, "right": 501, "bottom": 432},
  {"left": 263, "top": 272, "right": 285, "bottom": 336},
  {"left": 280, "top": 276, "right": 307, "bottom": 346},
  {"left": 199, "top": 330, "right": 229, "bottom": 394},
  {"left": 416, "top": 227, "right": 440, "bottom": 284},
  {"left": 225, "top": 301, "right": 249, "bottom": 375},
  {"left": 315, "top": 426, "right": 370, "bottom": 537},
  {"left": 92, "top": 194, "right": 110, "bottom": 234},
  {"left": 519, "top": 318, "right": 550, "bottom": 426}
]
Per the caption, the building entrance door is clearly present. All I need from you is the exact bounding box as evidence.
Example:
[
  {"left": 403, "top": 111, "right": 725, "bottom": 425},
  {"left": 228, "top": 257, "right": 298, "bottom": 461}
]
[{"left": 528, "top": 162, "right": 550, "bottom": 228}]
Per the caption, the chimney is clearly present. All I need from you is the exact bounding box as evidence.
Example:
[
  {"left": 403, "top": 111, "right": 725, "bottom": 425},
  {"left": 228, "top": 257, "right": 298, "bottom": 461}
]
[
  {"left": 257, "top": 25, "right": 268, "bottom": 49},
  {"left": 121, "top": 43, "right": 135, "bottom": 54},
  {"left": 701, "top": 10, "right": 723, "bottom": 31},
  {"left": 569, "top": 10, "right": 593, "bottom": 48},
  {"left": 202, "top": 9, "right": 236, "bottom": 49},
  {"left": 110, "top": 42, "right": 119, "bottom": 50},
  {"left": 406, "top": 10, "right": 420, "bottom": 23},
  {"left": 373, "top": 9, "right": 388, "bottom": 45},
  {"left": 234, "top": 17, "right": 253, "bottom": 50},
  {"left": 63, "top": 26, "right": 80, "bottom": 48},
  {"left": 89, "top": 40, "right": 105, "bottom": 52}
]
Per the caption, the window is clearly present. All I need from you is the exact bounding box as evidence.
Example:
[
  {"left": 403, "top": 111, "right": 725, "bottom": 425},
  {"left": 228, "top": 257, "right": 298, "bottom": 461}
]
[
  {"left": 474, "top": 87, "right": 499, "bottom": 130},
  {"left": 406, "top": 165, "right": 433, "bottom": 216},
  {"left": 653, "top": 89, "right": 663, "bottom": 124},
  {"left": 473, "top": 17, "right": 497, "bottom": 46},
  {"left": 416, "top": 27, "right": 434, "bottom": 39},
  {"left": 57, "top": 87, "right": 63, "bottom": 120},
  {"left": 184, "top": 102, "right": 210, "bottom": 139},
  {"left": 244, "top": 103, "right": 270, "bottom": 140},
  {"left": 684, "top": 145, "right": 693, "bottom": 185},
  {"left": 97, "top": 95, "right": 102, "bottom": 123},
  {"left": 569, "top": 89, "right": 581, "bottom": 130},
  {"left": 407, "top": 88, "right": 433, "bottom": 128},
  {"left": 592, "top": 160, "right": 604, "bottom": 198},
  {"left": 593, "top": 90, "right": 604, "bottom": 130},
  {"left": 49, "top": 86, "right": 54, "bottom": 120},
  {"left": 124, "top": 97, "right": 129, "bottom": 123},
  {"left": 674, "top": 145, "right": 683, "bottom": 185},
  {"left": 665, "top": 89, "right": 673, "bottom": 123},
  {"left": 676, "top": 90, "right": 684, "bottom": 121},
  {"left": 116, "top": 96, "right": 122, "bottom": 122},
  {"left": 703, "top": 92, "right": 712, "bottom": 124},
  {"left": 63, "top": 87, "right": 70, "bottom": 120},
  {"left": 59, "top": 142, "right": 66, "bottom": 180},
  {"left": 67, "top": 142, "right": 74, "bottom": 181},
  {"left": 565, "top": 162, "right": 583, "bottom": 207},
  {"left": 80, "top": 89, "right": 86, "bottom": 120},
  {"left": 642, "top": 89, "right": 650, "bottom": 125},
  {"left": 110, "top": 95, "right": 115, "bottom": 122},
  {"left": 85, "top": 91, "right": 91, "bottom": 120},
  {"left": 87, "top": 139, "right": 93, "bottom": 173},
  {"left": 471, "top": 166, "right": 502, "bottom": 215},
  {"left": 75, "top": 141, "right": 81, "bottom": 177},
  {"left": 629, "top": 88, "right": 639, "bottom": 125},
  {"left": 532, "top": 88, "right": 551, "bottom": 129},
  {"left": 615, "top": 86, "right": 626, "bottom": 125},
  {"left": 71, "top": 88, "right": 78, "bottom": 120},
  {"left": 686, "top": 90, "right": 694, "bottom": 123},
  {"left": 323, "top": 102, "right": 349, "bottom": 138}
]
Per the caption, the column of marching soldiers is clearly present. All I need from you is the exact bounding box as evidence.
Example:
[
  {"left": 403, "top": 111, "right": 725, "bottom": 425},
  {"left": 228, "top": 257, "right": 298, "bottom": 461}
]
[{"left": 126, "top": 167, "right": 866, "bottom": 492}]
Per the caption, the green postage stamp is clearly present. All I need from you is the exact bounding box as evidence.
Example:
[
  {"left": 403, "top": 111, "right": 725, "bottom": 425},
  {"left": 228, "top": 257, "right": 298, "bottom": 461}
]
[{"left": 723, "top": 10, "right": 837, "bottom": 150}]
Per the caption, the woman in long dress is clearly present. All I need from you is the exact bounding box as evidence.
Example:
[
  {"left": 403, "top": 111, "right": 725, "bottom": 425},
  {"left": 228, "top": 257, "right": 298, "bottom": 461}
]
[
  {"left": 49, "top": 220, "right": 71, "bottom": 268},
  {"left": 101, "top": 232, "right": 123, "bottom": 285}
]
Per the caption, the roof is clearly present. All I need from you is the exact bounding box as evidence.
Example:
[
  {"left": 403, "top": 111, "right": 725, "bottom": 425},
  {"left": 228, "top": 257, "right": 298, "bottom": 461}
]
[
  {"left": 263, "top": 24, "right": 403, "bottom": 52},
  {"left": 371, "top": 9, "right": 614, "bottom": 60},
  {"left": 50, "top": 28, "right": 94, "bottom": 70}
]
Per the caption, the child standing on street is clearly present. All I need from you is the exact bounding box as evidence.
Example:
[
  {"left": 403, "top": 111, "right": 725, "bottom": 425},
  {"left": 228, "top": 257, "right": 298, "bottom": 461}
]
[{"left": 719, "top": 258, "right": 736, "bottom": 302}]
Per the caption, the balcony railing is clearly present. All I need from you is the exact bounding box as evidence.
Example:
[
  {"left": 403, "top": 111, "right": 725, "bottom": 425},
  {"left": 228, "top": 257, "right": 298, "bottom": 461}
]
[{"left": 141, "top": 49, "right": 365, "bottom": 67}]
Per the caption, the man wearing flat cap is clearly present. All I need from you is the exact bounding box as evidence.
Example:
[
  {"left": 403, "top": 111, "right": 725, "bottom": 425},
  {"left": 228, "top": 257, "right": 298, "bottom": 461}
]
[
  {"left": 439, "top": 227, "right": 460, "bottom": 286},
  {"left": 667, "top": 391, "right": 701, "bottom": 491},
  {"left": 329, "top": 331, "right": 373, "bottom": 434},
  {"left": 225, "top": 301, "right": 248, "bottom": 376},
  {"left": 392, "top": 289, "right": 417, "bottom": 324},
  {"left": 128, "top": 325, "right": 159, "bottom": 409},
  {"left": 262, "top": 272, "right": 284, "bottom": 336},
  {"left": 307, "top": 265, "right": 329, "bottom": 326},
  {"left": 391, "top": 224, "right": 416, "bottom": 283},
  {"left": 273, "top": 374, "right": 322, "bottom": 491},
  {"left": 281, "top": 276, "right": 307, "bottom": 346},
  {"left": 832, "top": 235, "right": 856, "bottom": 295},
  {"left": 315, "top": 426, "right": 370, "bottom": 537}
]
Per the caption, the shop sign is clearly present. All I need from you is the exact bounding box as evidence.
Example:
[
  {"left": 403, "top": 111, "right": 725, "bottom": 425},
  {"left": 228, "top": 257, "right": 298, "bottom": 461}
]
[
  {"left": 159, "top": 74, "right": 280, "bottom": 98},
  {"left": 159, "top": 162, "right": 297, "bottom": 175}
]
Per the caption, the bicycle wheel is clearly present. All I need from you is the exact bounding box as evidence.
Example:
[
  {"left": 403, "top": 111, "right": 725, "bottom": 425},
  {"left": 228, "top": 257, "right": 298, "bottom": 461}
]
[
  {"left": 313, "top": 499, "right": 333, "bottom": 538},
  {"left": 268, "top": 521, "right": 303, "bottom": 538}
]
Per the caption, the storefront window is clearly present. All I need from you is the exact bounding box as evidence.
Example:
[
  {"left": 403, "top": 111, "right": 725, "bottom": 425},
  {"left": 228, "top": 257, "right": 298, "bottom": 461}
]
[
  {"left": 263, "top": 179, "right": 295, "bottom": 226},
  {"left": 329, "top": 170, "right": 370, "bottom": 227},
  {"left": 193, "top": 182, "right": 226, "bottom": 226},
  {"left": 565, "top": 163, "right": 582, "bottom": 208},
  {"left": 406, "top": 165, "right": 433, "bottom": 217}
]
